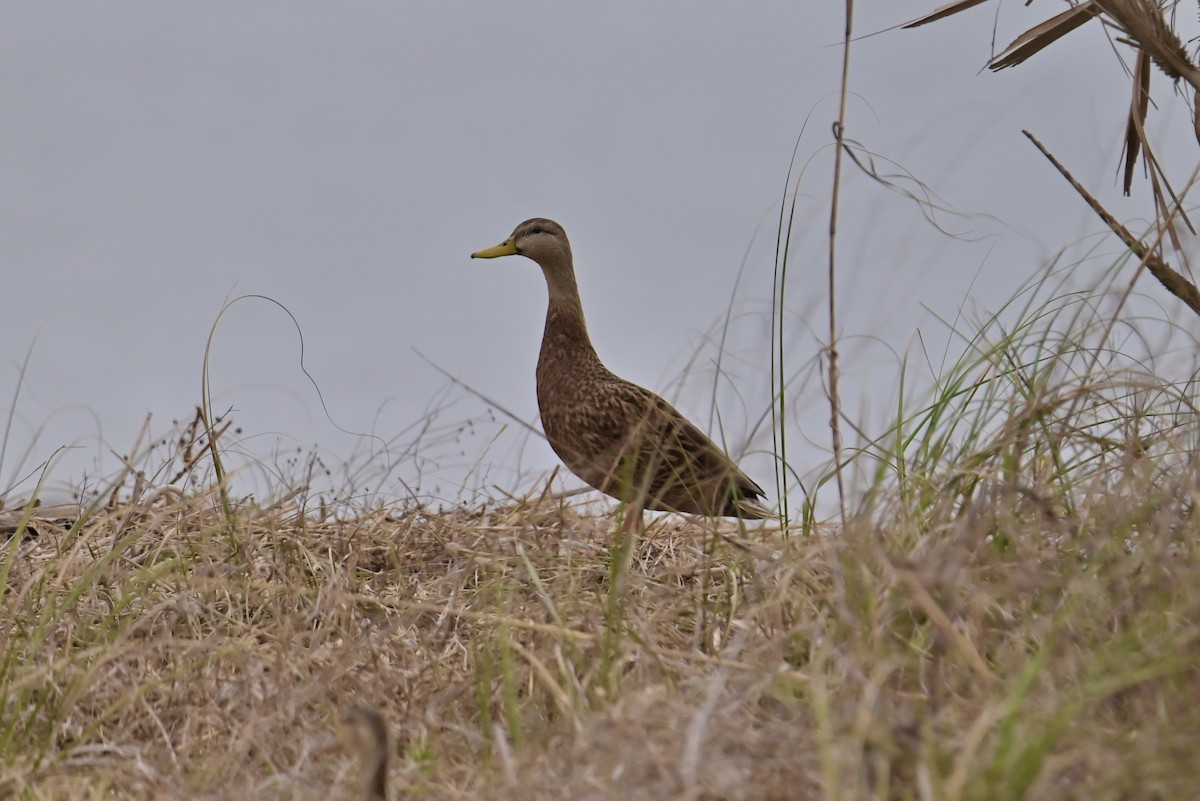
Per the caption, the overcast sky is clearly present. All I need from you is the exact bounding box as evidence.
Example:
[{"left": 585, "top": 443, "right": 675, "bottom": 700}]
[{"left": 4, "top": 3, "right": 1198, "bottom": 510}]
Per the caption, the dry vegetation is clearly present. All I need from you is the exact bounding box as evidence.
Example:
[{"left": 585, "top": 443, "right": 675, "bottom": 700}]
[
  {"left": 906, "top": 0, "right": 1200, "bottom": 318},
  {"left": 4, "top": 268, "right": 1200, "bottom": 800}
]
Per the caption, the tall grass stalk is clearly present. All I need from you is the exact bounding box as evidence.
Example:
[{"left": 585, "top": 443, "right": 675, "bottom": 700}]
[{"left": 824, "top": 0, "right": 854, "bottom": 527}]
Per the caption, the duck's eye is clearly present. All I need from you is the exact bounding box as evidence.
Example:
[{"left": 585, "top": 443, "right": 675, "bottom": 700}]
[{"left": 529, "top": 226, "right": 546, "bottom": 236}]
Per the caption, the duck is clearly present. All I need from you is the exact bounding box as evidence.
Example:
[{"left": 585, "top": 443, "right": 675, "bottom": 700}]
[{"left": 471, "top": 218, "right": 769, "bottom": 532}]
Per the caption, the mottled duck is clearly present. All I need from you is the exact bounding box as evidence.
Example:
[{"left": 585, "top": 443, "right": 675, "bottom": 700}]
[{"left": 471, "top": 218, "right": 769, "bottom": 532}]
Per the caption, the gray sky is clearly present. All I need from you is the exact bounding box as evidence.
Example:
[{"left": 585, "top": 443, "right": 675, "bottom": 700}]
[{"left": 3, "top": 3, "right": 1197, "bottom": 508}]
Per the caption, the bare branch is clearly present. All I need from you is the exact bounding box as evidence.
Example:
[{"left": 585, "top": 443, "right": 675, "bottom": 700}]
[{"left": 1024, "top": 130, "right": 1200, "bottom": 319}]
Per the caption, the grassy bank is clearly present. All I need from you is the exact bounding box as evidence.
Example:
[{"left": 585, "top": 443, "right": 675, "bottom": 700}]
[{"left": 3, "top": 271, "right": 1199, "bottom": 800}]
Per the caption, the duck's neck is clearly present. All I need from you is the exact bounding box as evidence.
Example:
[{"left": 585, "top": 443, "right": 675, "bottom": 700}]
[
  {"left": 541, "top": 258, "right": 584, "bottom": 311},
  {"left": 541, "top": 299, "right": 596, "bottom": 356},
  {"left": 537, "top": 262, "right": 603, "bottom": 389}
]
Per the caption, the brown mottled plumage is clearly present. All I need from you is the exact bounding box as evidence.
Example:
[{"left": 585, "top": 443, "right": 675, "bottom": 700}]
[{"left": 471, "top": 218, "right": 769, "bottom": 528}]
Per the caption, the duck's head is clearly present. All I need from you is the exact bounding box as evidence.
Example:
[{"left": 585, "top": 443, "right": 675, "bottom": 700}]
[{"left": 471, "top": 218, "right": 572, "bottom": 268}]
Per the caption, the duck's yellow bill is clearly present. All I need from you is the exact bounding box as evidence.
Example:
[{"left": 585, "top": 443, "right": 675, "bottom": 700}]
[{"left": 470, "top": 236, "right": 518, "bottom": 259}]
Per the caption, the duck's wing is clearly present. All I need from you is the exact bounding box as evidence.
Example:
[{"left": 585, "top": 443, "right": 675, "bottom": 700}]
[{"left": 582, "top": 380, "right": 768, "bottom": 518}]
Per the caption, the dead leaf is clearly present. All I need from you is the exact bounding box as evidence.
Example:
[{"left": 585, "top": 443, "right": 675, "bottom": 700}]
[
  {"left": 989, "top": 2, "right": 1100, "bottom": 70},
  {"left": 902, "top": 0, "right": 992, "bottom": 29},
  {"left": 1122, "top": 49, "right": 1151, "bottom": 196}
]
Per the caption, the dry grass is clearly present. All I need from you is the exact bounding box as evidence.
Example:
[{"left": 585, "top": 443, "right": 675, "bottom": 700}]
[
  {"left": 5, "top": 237, "right": 1200, "bottom": 799},
  {"left": 3, "top": 412, "right": 1199, "bottom": 799}
]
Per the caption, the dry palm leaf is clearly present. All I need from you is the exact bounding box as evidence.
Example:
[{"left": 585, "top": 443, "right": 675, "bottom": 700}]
[
  {"left": 1194, "top": 88, "right": 1200, "bottom": 147},
  {"left": 1094, "top": 0, "right": 1200, "bottom": 89},
  {"left": 909, "top": 0, "right": 1200, "bottom": 87},
  {"left": 902, "top": 0, "right": 992, "bottom": 29},
  {"left": 1122, "top": 49, "right": 1152, "bottom": 196},
  {"left": 990, "top": 2, "right": 1101, "bottom": 71},
  {"left": 1119, "top": 49, "right": 1196, "bottom": 238}
]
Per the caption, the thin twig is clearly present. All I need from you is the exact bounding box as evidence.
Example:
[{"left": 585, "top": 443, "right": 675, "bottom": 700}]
[
  {"left": 1023, "top": 130, "right": 1200, "bottom": 318},
  {"left": 828, "top": 1, "right": 853, "bottom": 526}
]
